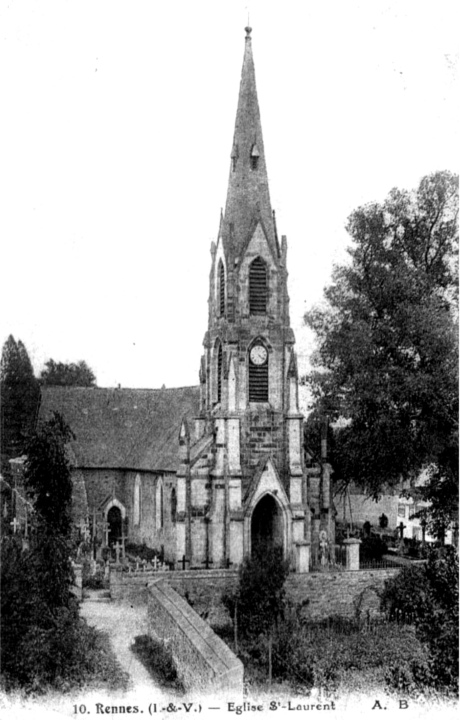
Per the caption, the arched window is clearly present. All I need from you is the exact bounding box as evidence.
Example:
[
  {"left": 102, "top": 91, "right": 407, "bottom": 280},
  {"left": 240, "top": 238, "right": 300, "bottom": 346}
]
[
  {"left": 156, "top": 479, "right": 164, "bottom": 530},
  {"left": 171, "top": 488, "right": 177, "bottom": 523},
  {"left": 249, "top": 341, "right": 269, "bottom": 402},
  {"left": 249, "top": 257, "right": 268, "bottom": 315},
  {"left": 217, "top": 342, "right": 223, "bottom": 404},
  {"left": 133, "top": 474, "right": 141, "bottom": 526},
  {"left": 218, "top": 260, "right": 225, "bottom": 317}
]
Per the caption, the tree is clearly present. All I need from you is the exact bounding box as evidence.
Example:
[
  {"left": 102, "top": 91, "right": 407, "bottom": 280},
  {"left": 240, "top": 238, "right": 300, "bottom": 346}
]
[
  {"left": 0, "top": 335, "right": 40, "bottom": 473},
  {"left": 39, "top": 359, "right": 96, "bottom": 387},
  {"left": 223, "top": 546, "right": 289, "bottom": 639},
  {"left": 1, "top": 412, "right": 130, "bottom": 693},
  {"left": 1, "top": 413, "right": 76, "bottom": 686},
  {"left": 305, "top": 171, "right": 458, "bottom": 535}
]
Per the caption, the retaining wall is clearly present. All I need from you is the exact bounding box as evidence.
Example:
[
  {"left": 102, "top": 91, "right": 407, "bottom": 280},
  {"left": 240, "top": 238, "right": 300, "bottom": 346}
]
[
  {"left": 111, "top": 566, "right": 398, "bottom": 619},
  {"left": 287, "top": 568, "right": 399, "bottom": 618},
  {"left": 147, "top": 579, "right": 243, "bottom": 695}
]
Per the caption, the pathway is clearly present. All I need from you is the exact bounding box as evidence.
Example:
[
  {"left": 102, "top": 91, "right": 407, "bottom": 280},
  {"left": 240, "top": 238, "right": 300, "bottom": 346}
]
[{"left": 80, "top": 593, "right": 160, "bottom": 692}]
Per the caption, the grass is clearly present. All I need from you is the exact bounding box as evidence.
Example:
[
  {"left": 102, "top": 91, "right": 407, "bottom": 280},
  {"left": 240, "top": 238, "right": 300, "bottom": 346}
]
[{"left": 214, "top": 612, "right": 437, "bottom": 699}]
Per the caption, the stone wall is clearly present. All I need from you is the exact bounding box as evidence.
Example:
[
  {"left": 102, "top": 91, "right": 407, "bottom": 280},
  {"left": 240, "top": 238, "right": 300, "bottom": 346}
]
[
  {"left": 287, "top": 569, "right": 398, "bottom": 619},
  {"left": 111, "top": 567, "right": 398, "bottom": 619},
  {"left": 147, "top": 579, "right": 243, "bottom": 695},
  {"left": 111, "top": 568, "right": 238, "bottom": 612}
]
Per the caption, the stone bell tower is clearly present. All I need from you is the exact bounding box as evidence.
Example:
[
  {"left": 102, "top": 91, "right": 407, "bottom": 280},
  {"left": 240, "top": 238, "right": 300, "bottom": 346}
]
[{"left": 175, "top": 27, "right": 333, "bottom": 570}]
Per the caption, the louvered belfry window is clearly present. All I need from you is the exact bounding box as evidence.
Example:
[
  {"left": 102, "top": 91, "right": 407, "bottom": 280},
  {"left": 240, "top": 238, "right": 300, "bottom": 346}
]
[
  {"left": 218, "top": 260, "right": 225, "bottom": 317},
  {"left": 249, "top": 350, "right": 269, "bottom": 402},
  {"left": 217, "top": 343, "right": 223, "bottom": 403},
  {"left": 249, "top": 257, "right": 267, "bottom": 315}
]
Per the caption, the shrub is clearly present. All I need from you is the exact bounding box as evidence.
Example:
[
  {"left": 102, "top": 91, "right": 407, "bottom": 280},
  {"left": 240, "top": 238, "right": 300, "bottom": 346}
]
[
  {"left": 230, "top": 609, "right": 432, "bottom": 697},
  {"left": 360, "top": 535, "right": 388, "bottom": 561},
  {"left": 223, "top": 546, "right": 289, "bottom": 639},
  {"left": 1, "top": 597, "right": 129, "bottom": 694},
  {"left": 125, "top": 542, "right": 161, "bottom": 562},
  {"left": 131, "top": 635, "right": 184, "bottom": 692},
  {"left": 381, "top": 546, "right": 459, "bottom": 694}
]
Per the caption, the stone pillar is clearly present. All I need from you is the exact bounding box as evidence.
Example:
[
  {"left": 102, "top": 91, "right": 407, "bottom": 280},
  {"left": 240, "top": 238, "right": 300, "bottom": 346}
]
[
  {"left": 344, "top": 538, "right": 361, "bottom": 571},
  {"left": 295, "top": 541, "right": 310, "bottom": 574}
]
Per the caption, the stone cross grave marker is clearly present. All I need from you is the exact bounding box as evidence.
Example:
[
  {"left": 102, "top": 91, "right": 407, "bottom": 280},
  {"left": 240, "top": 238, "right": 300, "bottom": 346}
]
[
  {"left": 119, "top": 533, "right": 128, "bottom": 558},
  {"left": 10, "top": 517, "right": 20, "bottom": 534},
  {"left": 101, "top": 520, "right": 110, "bottom": 547},
  {"left": 78, "top": 519, "right": 90, "bottom": 542}
]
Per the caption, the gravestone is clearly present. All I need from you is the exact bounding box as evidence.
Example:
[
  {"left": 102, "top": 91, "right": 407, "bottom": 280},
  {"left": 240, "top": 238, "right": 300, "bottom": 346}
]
[{"left": 114, "top": 541, "right": 123, "bottom": 565}]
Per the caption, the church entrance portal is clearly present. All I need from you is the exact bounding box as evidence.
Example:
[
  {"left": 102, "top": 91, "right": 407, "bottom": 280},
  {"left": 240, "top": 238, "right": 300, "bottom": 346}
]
[
  {"left": 107, "top": 506, "right": 122, "bottom": 546},
  {"left": 251, "top": 494, "right": 284, "bottom": 556}
]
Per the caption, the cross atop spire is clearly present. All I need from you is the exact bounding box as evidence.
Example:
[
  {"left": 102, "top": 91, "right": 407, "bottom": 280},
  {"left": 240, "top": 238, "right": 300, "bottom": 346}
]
[{"left": 221, "top": 27, "right": 279, "bottom": 262}]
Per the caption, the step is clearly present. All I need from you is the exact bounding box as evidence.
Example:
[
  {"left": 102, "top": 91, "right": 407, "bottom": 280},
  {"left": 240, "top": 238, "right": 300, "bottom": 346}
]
[{"left": 83, "top": 589, "right": 111, "bottom": 600}]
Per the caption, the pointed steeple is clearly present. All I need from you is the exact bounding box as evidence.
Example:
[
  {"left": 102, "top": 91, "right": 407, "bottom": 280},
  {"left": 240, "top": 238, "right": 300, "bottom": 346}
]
[{"left": 222, "top": 27, "right": 279, "bottom": 261}]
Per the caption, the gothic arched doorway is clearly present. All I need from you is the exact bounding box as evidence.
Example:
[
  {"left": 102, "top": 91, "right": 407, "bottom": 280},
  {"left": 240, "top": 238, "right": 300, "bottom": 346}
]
[
  {"left": 107, "top": 506, "right": 122, "bottom": 546},
  {"left": 251, "top": 494, "right": 284, "bottom": 556}
]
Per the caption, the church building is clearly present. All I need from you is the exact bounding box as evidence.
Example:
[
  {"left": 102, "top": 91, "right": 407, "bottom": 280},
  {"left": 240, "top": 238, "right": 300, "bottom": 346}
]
[{"left": 39, "top": 27, "right": 335, "bottom": 571}]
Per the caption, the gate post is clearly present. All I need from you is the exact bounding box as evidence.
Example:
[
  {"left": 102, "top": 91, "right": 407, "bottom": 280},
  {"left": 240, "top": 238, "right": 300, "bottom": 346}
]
[{"left": 344, "top": 538, "right": 361, "bottom": 570}]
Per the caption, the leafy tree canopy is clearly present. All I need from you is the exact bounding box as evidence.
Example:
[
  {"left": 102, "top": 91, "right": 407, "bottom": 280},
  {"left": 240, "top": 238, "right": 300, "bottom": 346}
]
[
  {"left": 39, "top": 359, "right": 96, "bottom": 387},
  {"left": 0, "top": 335, "right": 40, "bottom": 470},
  {"left": 304, "top": 171, "right": 458, "bottom": 534}
]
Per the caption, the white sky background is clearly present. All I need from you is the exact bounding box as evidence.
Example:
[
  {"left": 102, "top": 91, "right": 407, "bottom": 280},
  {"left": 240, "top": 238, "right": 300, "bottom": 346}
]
[{"left": 0, "top": 0, "right": 458, "bottom": 397}]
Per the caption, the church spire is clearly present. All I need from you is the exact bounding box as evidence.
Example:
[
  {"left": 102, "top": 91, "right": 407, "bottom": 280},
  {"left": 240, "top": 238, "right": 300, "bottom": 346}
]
[{"left": 222, "top": 27, "right": 279, "bottom": 261}]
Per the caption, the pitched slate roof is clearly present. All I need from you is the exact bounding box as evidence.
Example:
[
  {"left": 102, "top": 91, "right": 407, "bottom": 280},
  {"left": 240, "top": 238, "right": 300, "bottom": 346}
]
[{"left": 38, "top": 386, "right": 201, "bottom": 473}]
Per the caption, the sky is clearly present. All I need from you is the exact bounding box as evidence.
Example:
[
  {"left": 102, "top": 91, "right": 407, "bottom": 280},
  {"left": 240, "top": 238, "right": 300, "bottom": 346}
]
[{"left": 1, "top": 0, "right": 458, "bottom": 397}]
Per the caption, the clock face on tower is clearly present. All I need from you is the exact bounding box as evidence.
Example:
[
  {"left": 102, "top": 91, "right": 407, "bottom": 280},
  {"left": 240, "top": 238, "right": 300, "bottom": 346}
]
[{"left": 250, "top": 344, "right": 268, "bottom": 366}]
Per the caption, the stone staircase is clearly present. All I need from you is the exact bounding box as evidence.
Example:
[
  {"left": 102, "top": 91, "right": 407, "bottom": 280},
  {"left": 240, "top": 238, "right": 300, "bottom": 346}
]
[{"left": 83, "top": 587, "right": 112, "bottom": 603}]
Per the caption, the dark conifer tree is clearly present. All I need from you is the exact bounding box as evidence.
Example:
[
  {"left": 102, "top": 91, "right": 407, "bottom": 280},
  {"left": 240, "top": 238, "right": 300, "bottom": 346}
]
[{"left": 0, "top": 335, "right": 40, "bottom": 474}]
